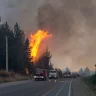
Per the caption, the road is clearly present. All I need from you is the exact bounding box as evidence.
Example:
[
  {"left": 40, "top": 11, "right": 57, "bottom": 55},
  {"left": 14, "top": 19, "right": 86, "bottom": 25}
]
[{"left": 0, "top": 78, "right": 95, "bottom": 96}]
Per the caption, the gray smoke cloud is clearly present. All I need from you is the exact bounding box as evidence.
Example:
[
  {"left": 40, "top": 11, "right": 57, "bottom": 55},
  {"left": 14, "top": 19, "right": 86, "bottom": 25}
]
[
  {"left": 37, "top": 0, "right": 96, "bottom": 71},
  {"left": 0, "top": 0, "right": 96, "bottom": 71},
  {"left": 0, "top": 0, "right": 46, "bottom": 34}
]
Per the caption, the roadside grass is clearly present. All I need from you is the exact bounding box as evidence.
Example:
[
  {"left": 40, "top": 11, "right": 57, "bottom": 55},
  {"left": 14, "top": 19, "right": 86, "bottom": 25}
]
[
  {"left": 0, "top": 70, "right": 32, "bottom": 83},
  {"left": 83, "top": 74, "right": 96, "bottom": 94}
]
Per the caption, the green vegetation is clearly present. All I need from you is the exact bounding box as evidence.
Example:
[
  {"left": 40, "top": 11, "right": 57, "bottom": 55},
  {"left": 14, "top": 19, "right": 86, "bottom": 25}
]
[
  {"left": 90, "top": 74, "right": 96, "bottom": 85},
  {"left": 84, "top": 74, "right": 96, "bottom": 93}
]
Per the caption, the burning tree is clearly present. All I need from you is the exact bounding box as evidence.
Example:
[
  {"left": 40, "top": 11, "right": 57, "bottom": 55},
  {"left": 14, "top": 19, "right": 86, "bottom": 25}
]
[
  {"left": 29, "top": 30, "right": 52, "bottom": 62},
  {"left": 35, "top": 48, "right": 52, "bottom": 70},
  {"left": 29, "top": 29, "right": 53, "bottom": 70}
]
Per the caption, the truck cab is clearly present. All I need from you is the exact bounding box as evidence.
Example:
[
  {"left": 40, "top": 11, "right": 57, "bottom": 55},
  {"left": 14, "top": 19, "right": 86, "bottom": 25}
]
[
  {"left": 49, "top": 70, "right": 58, "bottom": 79},
  {"left": 34, "top": 68, "right": 47, "bottom": 81}
]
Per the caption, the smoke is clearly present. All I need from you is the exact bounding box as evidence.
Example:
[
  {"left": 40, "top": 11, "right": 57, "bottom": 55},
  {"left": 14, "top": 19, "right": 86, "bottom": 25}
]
[
  {"left": 1, "top": 0, "right": 96, "bottom": 71},
  {"left": 37, "top": 0, "right": 96, "bottom": 71},
  {"left": 0, "top": 0, "right": 46, "bottom": 34}
]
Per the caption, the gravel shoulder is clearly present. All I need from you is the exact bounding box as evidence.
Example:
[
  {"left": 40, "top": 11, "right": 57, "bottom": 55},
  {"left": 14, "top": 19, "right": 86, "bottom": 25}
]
[{"left": 72, "top": 78, "right": 96, "bottom": 96}]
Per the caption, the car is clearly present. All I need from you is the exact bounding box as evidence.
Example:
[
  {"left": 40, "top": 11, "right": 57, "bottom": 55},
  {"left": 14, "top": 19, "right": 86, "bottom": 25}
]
[{"left": 72, "top": 73, "right": 80, "bottom": 78}]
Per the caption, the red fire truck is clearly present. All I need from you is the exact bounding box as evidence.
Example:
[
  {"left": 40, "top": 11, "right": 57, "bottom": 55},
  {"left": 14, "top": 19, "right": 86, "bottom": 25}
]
[{"left": 34, "top": 68, "right": 48, "bottom": 81}]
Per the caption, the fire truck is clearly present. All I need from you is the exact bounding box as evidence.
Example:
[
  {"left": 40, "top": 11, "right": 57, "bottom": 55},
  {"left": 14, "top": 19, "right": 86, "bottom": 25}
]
[{"left": 34, "top": 68, "right": 48, "bottom": 81}]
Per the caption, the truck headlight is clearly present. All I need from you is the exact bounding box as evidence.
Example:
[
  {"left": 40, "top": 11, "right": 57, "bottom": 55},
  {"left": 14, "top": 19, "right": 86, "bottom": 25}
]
[
  {"left": 34, "top": 76, "right": 37, "bottom": 78},
  {"left": 41, "top": 76, "right": 44, "bottom": 78}
]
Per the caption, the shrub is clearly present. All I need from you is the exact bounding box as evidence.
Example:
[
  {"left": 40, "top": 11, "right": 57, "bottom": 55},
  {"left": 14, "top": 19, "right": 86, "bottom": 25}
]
[
  {"left": 0, "top": 70, "right": 15, "bottom": 77},
  {"left": 0, "top": 70, "right": 9, "bottom": 77},
  {"left": 90, "top": 74, "right": 96, "bottom": 85}
]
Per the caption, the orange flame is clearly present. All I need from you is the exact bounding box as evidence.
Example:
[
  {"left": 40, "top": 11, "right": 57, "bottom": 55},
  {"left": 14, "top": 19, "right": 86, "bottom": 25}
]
[
  {"left": 29, "top": 30, "right": 52, "bottom": 61},
  {"left": 25, "top": 68, "right": 29, "bottom": 75}
]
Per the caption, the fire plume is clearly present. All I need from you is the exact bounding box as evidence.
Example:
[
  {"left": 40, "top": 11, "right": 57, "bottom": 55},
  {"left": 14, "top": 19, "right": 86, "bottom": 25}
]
[{"left": 29, "top": 30, "right": 52, "bottom": 61}]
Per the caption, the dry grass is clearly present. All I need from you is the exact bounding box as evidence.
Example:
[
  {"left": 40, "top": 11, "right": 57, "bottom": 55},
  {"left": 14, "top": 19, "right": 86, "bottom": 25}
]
[{"left": 0, "top": 70, "right": 31, "bottom": 83}]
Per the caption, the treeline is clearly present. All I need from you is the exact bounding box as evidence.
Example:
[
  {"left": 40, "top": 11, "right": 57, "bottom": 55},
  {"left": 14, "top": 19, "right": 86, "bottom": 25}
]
[{"left": 0, "top": 22, "right": 53, "bottom": 74}]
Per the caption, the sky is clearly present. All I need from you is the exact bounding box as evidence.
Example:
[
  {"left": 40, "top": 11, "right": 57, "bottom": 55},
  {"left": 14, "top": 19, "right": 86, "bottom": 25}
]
[{"left": 0, "top": 0, "right": 96, "bottom": 71}]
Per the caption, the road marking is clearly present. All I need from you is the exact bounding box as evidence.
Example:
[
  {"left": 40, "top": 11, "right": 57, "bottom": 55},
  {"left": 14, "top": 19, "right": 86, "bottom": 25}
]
[
  {"left": 36, "top": 84, "right": 55, "bottom": 96},
  {"left": 68, "top": 79, "right": 73, "bottom": 96},
  {"left": 42, "top": 83, "right": 60, "bottom": 96},
  {"left": 59, "top": 81, "right": 68, "bottom": 83},
  {"left": 55, "top": 83, "right": 65, "bottom": 96},
  {"left": 49, "top": 80, "right": 50, "bottom": 82}
]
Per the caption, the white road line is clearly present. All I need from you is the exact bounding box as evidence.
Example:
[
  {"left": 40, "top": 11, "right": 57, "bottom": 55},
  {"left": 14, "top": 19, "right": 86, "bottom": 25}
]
[
  {"left": 42, "top": 83, "right": 60, "bottom": 96},
  {"left": 68, "top": 79, "right": 73, "bottom": 96},
  {"left": 59, "top": 81, "right": 68, "bottom": 83},
  {"left": 55, "top": 83, "right": 65, "bottom": 96}
]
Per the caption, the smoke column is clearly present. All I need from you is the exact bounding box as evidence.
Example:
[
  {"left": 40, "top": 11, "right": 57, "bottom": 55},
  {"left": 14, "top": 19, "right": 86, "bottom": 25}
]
[{"left": 0, "top": 0, "right": 96, "bottom": 71}]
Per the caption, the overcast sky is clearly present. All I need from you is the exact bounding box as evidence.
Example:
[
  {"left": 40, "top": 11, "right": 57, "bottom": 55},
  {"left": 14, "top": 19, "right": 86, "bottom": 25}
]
[{"left": 0, "top": 0, "right": 96, "bottom": 71}]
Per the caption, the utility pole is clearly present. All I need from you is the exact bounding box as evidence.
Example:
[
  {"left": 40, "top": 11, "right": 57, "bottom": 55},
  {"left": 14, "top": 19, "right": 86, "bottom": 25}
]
[{"left": 5, "top": 36, "right": 8, "bottom": 72}]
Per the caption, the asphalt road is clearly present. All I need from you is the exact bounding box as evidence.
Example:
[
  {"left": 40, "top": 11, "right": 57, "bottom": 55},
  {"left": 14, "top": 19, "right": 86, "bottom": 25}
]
[
  {"left": 0, "top": 78, "right": 72, "bottom": 96},
  {"left": 0, "top": 78, "right": 95, "bottom": 96}
]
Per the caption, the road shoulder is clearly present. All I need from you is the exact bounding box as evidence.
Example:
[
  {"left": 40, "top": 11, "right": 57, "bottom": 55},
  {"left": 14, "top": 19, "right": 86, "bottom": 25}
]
[
  {"left": 0, "top": 80, "right": 31, "bottom": 88},
  {"left": 72, "top": 78, "right": 95, "bottom": 96}
]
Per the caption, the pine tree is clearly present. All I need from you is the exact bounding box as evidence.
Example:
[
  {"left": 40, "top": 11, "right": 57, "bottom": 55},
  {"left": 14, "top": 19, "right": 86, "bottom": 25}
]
[
  {"left": 55, "top": 68, "right": 63, "bottom": 78},
  {"left": 84, "top": 67, "right": 90, "bottom": 76},
  {"left": 24, "top": 38, "right": 34, "bottom": 74},
  {"left": 36, "top": 48, "right": 52, "bottom": 70},
  {"left": 0, "top": 22, "right": 14, "bottom": 70},
  {"left": 79, "top": 68, "right": 84, "bottom": 75},
  {"left": 49, "top": 62, "right": 54, "bottom": 70},
  {"left": 13, "top": 23, "right": 25, "bottom": 72},
  {"left": 0, "top": 22, "right": 35, "bottom": 74},
  {"left": 65, "top": 67, "right": 70, "bottom": 72}
]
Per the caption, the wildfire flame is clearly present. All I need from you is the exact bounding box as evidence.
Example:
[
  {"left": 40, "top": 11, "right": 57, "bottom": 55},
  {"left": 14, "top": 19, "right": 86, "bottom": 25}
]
[
  {"left": 29, "top": 30, "right": 52, "bottom": 61},
  {"left": 25, "top": 68, "right": 29, "bottom": 75}
]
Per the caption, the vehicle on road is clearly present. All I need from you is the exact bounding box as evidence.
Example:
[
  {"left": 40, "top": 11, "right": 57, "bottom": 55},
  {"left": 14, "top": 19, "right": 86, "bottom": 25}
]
[
  {"left": 34, "top": 68, "right": 48, "bottom": 81},
  {"left": 63, "top": 71, "right": 72, "bottom": 78},
  {"left": 72, "top": 72, "right": 80, "bottom": 78},
  {"left": 49, "top": 70, "right": 58, "bottom": 79}
]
